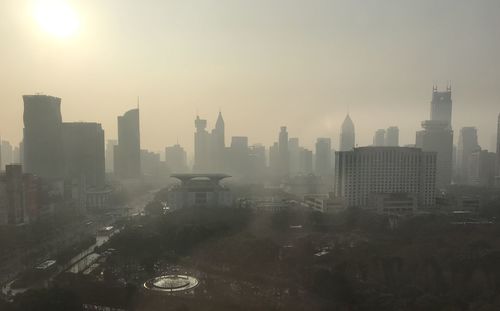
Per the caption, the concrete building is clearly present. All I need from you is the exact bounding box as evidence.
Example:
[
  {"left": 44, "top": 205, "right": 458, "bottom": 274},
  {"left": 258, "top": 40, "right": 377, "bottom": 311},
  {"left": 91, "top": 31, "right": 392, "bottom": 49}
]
[
  {"left": 468, "top": 150, "right": 496, "bottom": 187},
  {"left": 299, "top": 147, "right": 314, "bottom": 174},
  {"left": 114, "top": 109, "right": 141, "bottom": 179},
  {"left": 457, "top": 127, "right": 480, "bottom": 183},
  {"left": 228, "top": 136, "right": 250, "bottom": 178},
  {"left": 278, "top": 127, "right": 290, "bottom": 177},
  {"left": 62, "top": 122, "right": 105, "bottom": 189},
  {"left": 339, "top": 114, "right": 355, "bottom": 151},
  {"left": 141, "top": 149, "right": 161, "bottom": 178},
  {"left": 193, "top": 116, "right": 210, "bottom": 172},
  {"left": 168, "top": 174, "right": 232, "bottom": 209},
  {"left": 334, "top": 147, "right": 436, "bottom": 208},
  {"left": 105, "top": 139, "right": 118, "bottom": 173},
  {"left": 373, "top": 129, "right": 386, "bottom": 146},
  {"left": 22, "top": 94, "right": 64, "bottom": 179},
  {"left": 1, "top": 140, "right": 13, "bottom": 170},
  {"left": 416, "top": 120, "right": 453, "bottom": 189},
  {"left": 165, "top": 144, "right": 188, "bottom": 173},
  {"left": 385, "top": 126, "right": 399, "bottom": 147},
  {"left": 210, "top": 111, "right": 226, "bottom": 172},
  {"left": 315, "top": 138, "right": 332, "bottom": 176},
  {"left": 288, "top": 137, "right": 300, "bottom": 176},
  {"left": 430, "top": 85, "right": 452, "bottom": 126}
]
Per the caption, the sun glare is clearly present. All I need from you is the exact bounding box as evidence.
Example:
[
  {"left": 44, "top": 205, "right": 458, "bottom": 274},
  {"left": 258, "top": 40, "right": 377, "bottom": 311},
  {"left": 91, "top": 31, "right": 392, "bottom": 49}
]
[{"left": 34, "top": 0, "right": 80, "bottom": 38}]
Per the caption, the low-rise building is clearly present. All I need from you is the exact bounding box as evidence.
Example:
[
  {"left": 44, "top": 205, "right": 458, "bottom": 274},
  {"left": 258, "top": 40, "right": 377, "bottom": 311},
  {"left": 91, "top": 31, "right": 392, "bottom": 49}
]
[{"left": 168, "top": 174, "right": 232, "bottom": 209}]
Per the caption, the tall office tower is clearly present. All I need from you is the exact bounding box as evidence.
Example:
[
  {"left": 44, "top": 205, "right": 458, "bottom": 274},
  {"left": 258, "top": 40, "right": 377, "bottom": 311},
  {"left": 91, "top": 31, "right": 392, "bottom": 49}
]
[
  {"left": 62, "top": 122, "right": 105, "bottom": 188},
  {"left": 334, "top": 147, "right": 436, "bottom": 208},
  {"left": 229, "top": 136, "right": 250, "bottom": 177},
  {"left": 165, "top": 144, "right": 188, "bottom": 173},
  {"left": 385, "top": 126, "right": 399, "bottom": 147},
  {"left": 105, "top": 139, "right": 118, "bottom": 173},
  {"left": 114, "top": 109, "right": 141, "bottom": 179},
  {"left": 1, "top": 140, "right": 13, "bottom": 170},
  {"left": 278, "top": 127, "right": 289, "bottom": 177},
  {"left": 12, "top": 146, "right": 20, "bottom": 164},
  {"left": 416, "top": 121, "right": 453, "bottom": 189},
  {"left": 299, "top": 148, "right": 313, "bottom": 174},
  {"left": 5, "top": 165, "right": 25, "bottom": 224},
  {"left": 468, "top": 150, "right": 496, "bottom": 187},
  {"left": 193, "top": 116, "right": 211, "bottom": 172},
  {"left": 339, "top": 114, "right": 355, "bottom": 151},
  {"left": 269, "top": 142, "right": 280, "bottom": 175},
  {"left": 373, "top": 129, "right": 386, "bottom": 146},
  {"left": 22, "top": 94, "right": 64, "bottom": 179},
  {"left": 210, "top": 111, "right": 226, "bottom": 171},
  {"left": 430, "top": 85, "right": 452, "bottom": 126},
  {"left": 249, "top": 144, "right": 267, "bottom": 180},
  {"left": 140, "top": 150, "right": 161, "bottom": 177},
  {"left": 315, "top": 138, "right": 332, "bottom": 176},
  {"left": 288, "top": 137, "right": 300, "bottom": 176},
  {"left": 415, "top": 87, "right": 454, "bottom": 189},
  {"left": 457, "top": 127, "right": 481, "bottom": 183}
]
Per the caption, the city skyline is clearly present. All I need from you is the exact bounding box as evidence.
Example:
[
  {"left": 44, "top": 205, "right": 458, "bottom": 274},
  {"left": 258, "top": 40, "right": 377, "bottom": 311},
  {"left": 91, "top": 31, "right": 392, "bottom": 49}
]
[{"left": 1, "top": 1, "right": 500, "bottom": 152}]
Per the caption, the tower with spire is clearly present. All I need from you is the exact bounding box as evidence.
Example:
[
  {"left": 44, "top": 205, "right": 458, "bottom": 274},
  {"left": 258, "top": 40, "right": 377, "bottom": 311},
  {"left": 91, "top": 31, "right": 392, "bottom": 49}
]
[{"left": 339, "top": 114, "right": 355, "bottom": 151}]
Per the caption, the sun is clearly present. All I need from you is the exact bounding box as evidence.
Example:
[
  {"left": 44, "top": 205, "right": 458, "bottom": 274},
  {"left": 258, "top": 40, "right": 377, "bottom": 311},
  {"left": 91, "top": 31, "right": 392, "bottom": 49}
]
[{"left": 33, "top": 0, "right": 80, "bottom": 38}]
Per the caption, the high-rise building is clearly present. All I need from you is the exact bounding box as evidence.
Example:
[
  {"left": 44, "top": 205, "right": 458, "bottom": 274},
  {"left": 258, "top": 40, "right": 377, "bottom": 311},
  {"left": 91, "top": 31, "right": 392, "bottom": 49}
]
[
  {"left": 165, "top": 144, "right": 188, "bottom": 173},
  {"left": 228, "top": 136, "right": 250, "bottom": 177},
  {"left": 141, "top": 149, "right": 161, "bottom": 178},
  {"left": 269, "top": 142, "right": 280, "bottom": 176},
  {"left": 416, "top": 120, "right": 453, "bottom": 189},
  {"left": 249, "top": 144, "right": 267, "bottom": 181},
  {"left": 105, "top": 139, "right": 118, "bottom": 173},
  {"left": 22, "top": 94, "right": 64, "bottom": 179},
  {"left": 4, "top": 165, "right": 25, "bottom": 225},
  {"left": 468, "top": 150, "right": 496, "bottom": 187},
  {"left": 415, "top": 87, "right": 454, "bottom": 189},
  {"left": 193, "top": 116, "right": 210, "bottom": 172},
  {"left": 114, "top": 108, "right": 141, "bottom": 179},
  {"left": 278, "top": 127, "right": 289, "bottom": 177},
  {"left": 62, "top": 122, "right": 105, "bottom": 188},
  {"left": 315, "top": 138, "right": 332, "bottom": 176},
  {"left": 373, "top": 129, "right": 386, "bottom": 146},
  {"left": 288, "top": 137, "right": 300, "bottom": 176},
  {"left": 430, "top": 85, "right": 452, "bottom": 126},
  {"left": 211, "top": 111, "right": 226, "bottom": 171},
  {"left": 334, "top": 147, "right": 436, "bottom": 208},
  {"left": 457, "top": 127, "right": 480, "bottom": 183},
  {"left": 299, "top": 148, "right": 313, "bottom": 174},
  {"left": 385, "top": 126, "right": 399, "bottom": 147},
  {"left": 339, "top": 114, "right": 355, "bottom": 151},
  {"left": 1, "top": 140, "right": 13, "bottom": 170}
]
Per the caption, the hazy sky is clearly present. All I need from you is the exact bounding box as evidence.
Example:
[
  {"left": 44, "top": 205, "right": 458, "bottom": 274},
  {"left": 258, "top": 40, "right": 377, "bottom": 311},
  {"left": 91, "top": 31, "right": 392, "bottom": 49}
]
[{"left": 1, "top": 0, "right": 499, "bottom": 154}]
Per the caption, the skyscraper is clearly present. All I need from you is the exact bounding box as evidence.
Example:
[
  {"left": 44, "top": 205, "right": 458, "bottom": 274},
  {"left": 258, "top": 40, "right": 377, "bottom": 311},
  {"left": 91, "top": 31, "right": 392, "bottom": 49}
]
[
  {"left": 288, "top": 137, "right": 300, "bottom": 176},
  {"left": 457, "top": 127, "right": 480, "bottom": 183},
  {"left": 334, "top": 147, "right": 436, "bottom": 208},
  {"left": 211, "top": 111, "right": 226, "bottom": 171},
  {"left": 165, "top": 144, "right": 188, "bottom": 173},
  {"left": 22, "top": 94, "right": 64, "bottom": 179},
  {"left": 114, "top": 108, "right": 141, "bottom": 179},
  {"left": 373, "top": 129, "right": 386, "bottom": 146},
  {"left": 105, "top": 139, "right": 118, "bottom": 173},
  {"left": 193, "top": 115, "right": 210, "bottom": 172},
  {"left": 339, "top": 114, "right": 355, "bottom": 151},
  {"left": 416, "top": 120, "right": 453, "bottom": 189},
  {"left": 1, "top": 140, "right": 13, "bottom": 170},
  {"left": 278, "top": 127, "right": 289, "bottom": 177},
  {"left": 415, "top": 87, "right": 454, "bottom": 189},
  {"left": 468, "top": 150, "right": 496, "bottom": 187},
  {"left": 430, "top": 85, "right": 452, "bottom": 126},
  {"left": 315, "top": 138, "right": 332, "bottom": 176},
  {"left": 385, "top": 126, "right": 399, "bottom": 147},
  {"left": 62, "top": 122, "right": 105, "bottom": 188}
]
